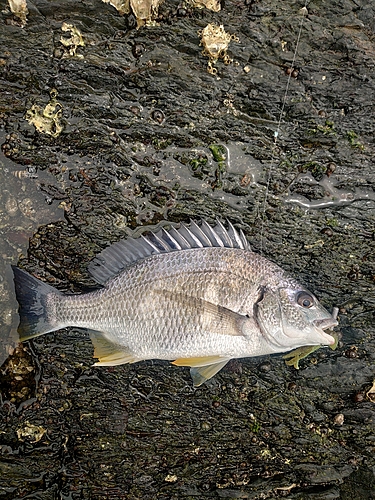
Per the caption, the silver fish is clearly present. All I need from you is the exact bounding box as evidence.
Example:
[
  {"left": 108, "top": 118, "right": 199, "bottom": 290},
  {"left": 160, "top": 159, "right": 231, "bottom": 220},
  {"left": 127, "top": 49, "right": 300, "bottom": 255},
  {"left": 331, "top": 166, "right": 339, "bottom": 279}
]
[{"left": 12, "top": 220, "right": 338, "bottom": 386}]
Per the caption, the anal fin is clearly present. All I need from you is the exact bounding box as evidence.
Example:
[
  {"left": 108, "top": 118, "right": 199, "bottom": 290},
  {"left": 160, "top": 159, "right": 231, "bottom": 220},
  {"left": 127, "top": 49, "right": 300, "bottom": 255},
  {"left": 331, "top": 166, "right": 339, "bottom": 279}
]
[
  {"left": 172, "top": 355, "right": 231, "bottom": 386},
  {"left": 89, "top": 331, "right": 139, "bottom": 366},
  {"left": 190, "top": 361, "right": 230, "bottom": 387}
]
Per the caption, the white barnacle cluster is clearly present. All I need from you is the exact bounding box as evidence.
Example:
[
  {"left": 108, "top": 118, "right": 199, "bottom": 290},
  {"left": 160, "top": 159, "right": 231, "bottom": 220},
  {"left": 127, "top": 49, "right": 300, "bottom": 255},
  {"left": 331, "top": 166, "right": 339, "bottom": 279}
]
[
  {"left": 191, "top": 0, "right": 221, "bottom": 12},
  {"left": 7, "top": 0, "right": 28, "bottom": 26},
  {"left": 103, "top": 0, "right": 237, "bottom": 72},
  {"left": 103, "top": 0, "right": 222, "bottom": 28},
  {"left": 8, "top": 0, "right": 239, "bottom": 74},
  {"left": 199, "top": 23, "right": 239, "bottom": 75},
  {"left": 60, "top": 22, "right": 85, "bottom": 58},
  {"left": 25, "top": 89, "right": 63, "bottom": 138},
  {"left": 102, "top": 0, "right": 165, "bottom": 28}
]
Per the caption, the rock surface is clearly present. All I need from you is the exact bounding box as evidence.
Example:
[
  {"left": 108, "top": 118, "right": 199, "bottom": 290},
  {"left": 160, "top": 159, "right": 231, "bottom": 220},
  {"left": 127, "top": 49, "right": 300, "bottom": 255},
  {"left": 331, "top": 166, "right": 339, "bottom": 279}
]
[{"left": 0, "top": 0, "right": 374, "bottom": 498}]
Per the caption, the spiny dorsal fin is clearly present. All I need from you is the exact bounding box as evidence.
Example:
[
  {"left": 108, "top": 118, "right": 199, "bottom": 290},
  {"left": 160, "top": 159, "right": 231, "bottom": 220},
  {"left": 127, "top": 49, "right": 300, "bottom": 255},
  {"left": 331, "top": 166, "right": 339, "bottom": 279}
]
[{"left": 88, "top": 220, "right": 251, "bottom": 285}]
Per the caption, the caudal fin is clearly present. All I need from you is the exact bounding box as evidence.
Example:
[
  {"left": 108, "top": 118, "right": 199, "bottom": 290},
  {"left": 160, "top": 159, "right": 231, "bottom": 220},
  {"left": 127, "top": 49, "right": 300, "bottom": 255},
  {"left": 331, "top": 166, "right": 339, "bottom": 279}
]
[{"left": 12, "top": 265, "right": 62, "bottom": 341}]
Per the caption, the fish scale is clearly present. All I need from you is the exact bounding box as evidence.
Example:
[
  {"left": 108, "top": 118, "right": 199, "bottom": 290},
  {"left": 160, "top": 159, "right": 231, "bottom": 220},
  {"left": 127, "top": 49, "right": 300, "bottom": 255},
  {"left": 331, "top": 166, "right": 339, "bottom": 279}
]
[
  {"left": 56, "top": 249, "right": 261, "bottom": 337},
  {"left": 12, "top": 220, "right": 338, "bottom": 386}
]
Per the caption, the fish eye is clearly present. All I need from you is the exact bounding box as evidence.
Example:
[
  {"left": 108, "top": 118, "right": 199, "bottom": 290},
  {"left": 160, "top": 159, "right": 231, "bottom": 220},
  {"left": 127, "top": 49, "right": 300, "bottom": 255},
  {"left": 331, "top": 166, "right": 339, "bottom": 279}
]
[{"left": 296, "top": 291, "right": 314, "bottom": 308}]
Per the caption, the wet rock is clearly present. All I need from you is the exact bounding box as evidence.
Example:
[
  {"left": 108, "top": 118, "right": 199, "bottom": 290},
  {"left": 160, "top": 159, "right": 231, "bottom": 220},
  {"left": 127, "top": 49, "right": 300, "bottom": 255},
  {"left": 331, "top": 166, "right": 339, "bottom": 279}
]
[{"left": 0, "top": 0, "right": 374, "bottom": 498}]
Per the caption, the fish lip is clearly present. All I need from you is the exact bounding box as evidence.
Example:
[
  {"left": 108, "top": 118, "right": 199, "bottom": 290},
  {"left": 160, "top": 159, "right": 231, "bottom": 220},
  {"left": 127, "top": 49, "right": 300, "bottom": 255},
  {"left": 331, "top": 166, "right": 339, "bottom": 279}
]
[
  {"left": 313, "top": 308, "right": 339, "bottom": 345},
  {"left": 313, "top": 307, "right": 339, "bottom": 331},
  {"left": 315, "top": 328, "right": 336, "bottom": 345}
]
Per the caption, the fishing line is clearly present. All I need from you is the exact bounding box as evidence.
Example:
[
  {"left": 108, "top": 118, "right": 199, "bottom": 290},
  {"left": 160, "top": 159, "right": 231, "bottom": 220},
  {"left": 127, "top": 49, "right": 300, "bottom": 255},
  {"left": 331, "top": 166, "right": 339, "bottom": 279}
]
[{"left": 259, "top": 2, "right": 309, "bottom": 253}]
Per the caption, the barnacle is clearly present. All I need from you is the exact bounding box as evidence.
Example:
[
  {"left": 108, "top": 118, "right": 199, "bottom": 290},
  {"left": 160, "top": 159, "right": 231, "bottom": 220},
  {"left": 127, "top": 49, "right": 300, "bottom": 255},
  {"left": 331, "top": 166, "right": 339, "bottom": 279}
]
[
  {"left": 200, "top": 24, "right": 239, "bottom": 75},
  {"left": 366, "top": 380, "right": 375, "bottom": 403},
  {"left": 25, "top": 89, "right": 63, "bottom": 138},
  {"left": 102, "top": 0, "right": 129, "bottom": 15},
  {"left": 60, "top": 23, "right": 85, "bottom": 58},
  {"left": 191, "top": 0, "right": 221, "bottom": 12},
  {"left": 7, "top": 0, "right": 28, "bottom": 27},
  {"left": 17, "top": 421, "right": 46, "bottom": 443},
  {"left": 102, "top": 0, "right": 164, "bottom": 28}
]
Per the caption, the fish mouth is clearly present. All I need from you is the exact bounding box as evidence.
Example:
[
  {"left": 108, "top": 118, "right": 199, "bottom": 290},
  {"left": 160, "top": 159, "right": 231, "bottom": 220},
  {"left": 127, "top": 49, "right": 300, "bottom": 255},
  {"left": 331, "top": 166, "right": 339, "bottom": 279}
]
[
  {"left": 315, "top": 328, "right": 336, "bottom": 345},
  {"left": 313, "top": 306, "right": 339, "bottom": 330},
  {"left": 312, "top": 307, "right": 339, "bottom": 345}
]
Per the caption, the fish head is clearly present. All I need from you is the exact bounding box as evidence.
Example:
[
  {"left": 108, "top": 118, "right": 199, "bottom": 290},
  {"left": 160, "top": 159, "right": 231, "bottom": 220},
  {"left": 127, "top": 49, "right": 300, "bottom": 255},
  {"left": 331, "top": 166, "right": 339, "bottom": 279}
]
[{"left": 255, "top": 281, "right": 338, "bottom": 352}]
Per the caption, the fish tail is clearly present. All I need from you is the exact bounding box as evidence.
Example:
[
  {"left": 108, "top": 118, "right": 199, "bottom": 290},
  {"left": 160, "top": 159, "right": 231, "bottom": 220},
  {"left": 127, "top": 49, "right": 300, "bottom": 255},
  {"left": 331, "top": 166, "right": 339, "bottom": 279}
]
[{"left": 12, "top": 265, "right": 62, "bottom": 341}]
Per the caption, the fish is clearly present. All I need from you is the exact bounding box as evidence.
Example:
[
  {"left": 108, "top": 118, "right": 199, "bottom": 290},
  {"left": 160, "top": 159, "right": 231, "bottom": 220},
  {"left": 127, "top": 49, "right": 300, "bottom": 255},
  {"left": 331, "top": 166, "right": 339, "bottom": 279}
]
[{"left": 11, "top": 220, "right": 338, "bottom": 386}]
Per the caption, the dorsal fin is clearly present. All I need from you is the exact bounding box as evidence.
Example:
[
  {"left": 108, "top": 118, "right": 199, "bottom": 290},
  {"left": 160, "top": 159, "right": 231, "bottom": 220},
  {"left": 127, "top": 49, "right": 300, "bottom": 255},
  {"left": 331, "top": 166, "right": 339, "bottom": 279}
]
[{"left": 88, "top": 220, "right": 251, "bottom": 285}]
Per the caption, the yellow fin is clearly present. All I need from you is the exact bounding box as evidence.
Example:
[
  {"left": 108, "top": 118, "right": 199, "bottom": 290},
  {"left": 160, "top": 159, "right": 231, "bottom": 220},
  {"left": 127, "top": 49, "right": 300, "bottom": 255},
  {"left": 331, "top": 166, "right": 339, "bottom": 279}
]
[
  {"left": 190, "top": 360, "right": 230, "bottom": 387},
  {"left": 172, "top": 356, "right": 231, "bottom": 386},
  {"left": 172, "top": 355, "right": 227, "bottom": 367},
  {"left": 89, "top": 331, "right": 138, "bottom": 366}
]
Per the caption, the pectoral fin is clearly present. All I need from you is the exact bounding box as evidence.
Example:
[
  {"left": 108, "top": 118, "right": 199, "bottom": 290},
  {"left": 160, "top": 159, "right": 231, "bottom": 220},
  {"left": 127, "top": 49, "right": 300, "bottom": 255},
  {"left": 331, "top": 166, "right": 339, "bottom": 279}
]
[
  {"left": 172, "top": 355, "right": 231, "bottom": 386},
  {"left": 89, "top": 331, "right": 139, "bottom": 366},
  {"left": 155, "top": 290, "right": 246, "bottom": 337}
]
